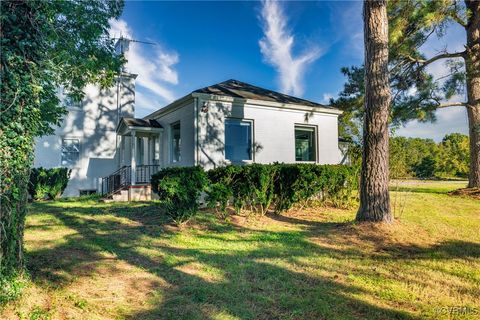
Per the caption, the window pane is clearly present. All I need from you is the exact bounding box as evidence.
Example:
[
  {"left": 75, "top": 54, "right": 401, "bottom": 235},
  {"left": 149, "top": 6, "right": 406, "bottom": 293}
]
[
  {"left": 225, "top": 119, "right": 252, "bottom": 161},
  {"left": 61, "top": 139, "right": 80, "bottom": 166},
  {"left": 295, "top": 127, "right": 316, "bottom": 161},
  {"left": 137, "top": 137, "right": 144, "bottom": 165},
  {"left": 171, "top": 122, "right": 181, "bottom": 162}
]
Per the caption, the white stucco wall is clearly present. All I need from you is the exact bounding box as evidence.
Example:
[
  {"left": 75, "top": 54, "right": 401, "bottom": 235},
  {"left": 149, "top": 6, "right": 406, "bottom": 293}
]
[
  {"left": 195, "top": 97, "right": 342, "bottom": 170},
  {"left": 152, "top": 100, "right": 196, "bottom": 167},
  {"left": 33, "top": 74, "right": 135, "bottom": 197}
]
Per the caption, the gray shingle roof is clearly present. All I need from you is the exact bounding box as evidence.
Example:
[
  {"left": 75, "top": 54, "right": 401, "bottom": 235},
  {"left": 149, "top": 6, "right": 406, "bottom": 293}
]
[
  {"left": 193, "top": 79, "right": 328, "bottom": 108},
  {"left": 121, "top": 117, "right": 163, "bottom": 128}
]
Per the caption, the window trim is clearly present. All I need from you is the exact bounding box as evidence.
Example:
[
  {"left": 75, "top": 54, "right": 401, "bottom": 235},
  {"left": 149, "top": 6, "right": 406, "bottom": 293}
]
[
  {"left": 170, "top": 121, "right": 181, "bottom": 163},
  {"left": 294, "top": 124, "right": 318, "bottom": 163},
  {"left": 60, "top": 137, "right": 81, "bottom": 167},
  {"left": 224, "top": 117, "right": 254, "bottom": 163}
]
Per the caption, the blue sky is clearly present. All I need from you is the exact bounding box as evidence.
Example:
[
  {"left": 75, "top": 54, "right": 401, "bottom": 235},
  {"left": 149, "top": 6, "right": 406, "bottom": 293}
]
[{"left": 110, "top": 0, "right": 468, "bottom": 141}]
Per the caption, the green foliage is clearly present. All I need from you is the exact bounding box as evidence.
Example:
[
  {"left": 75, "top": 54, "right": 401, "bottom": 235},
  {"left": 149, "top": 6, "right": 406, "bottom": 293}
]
[
  {"left": 414, "top": 156, "right": 437, "bottom": 179},
  {"left": 389, "top": 136, "right": 438, "bottom": 178},
  {"left": 389, "top": 134, "right": 469, "bottom": 179},
  {"left": 436, "top": 133, "right": 469, "bottom": 178},
  {"left": 0, "top": 273, "right": 28, "bottom": 306},
  {"left": 152, "top": 164, "right": 358, "bottom": 222},
  {"left": 0, "top": 0, "right": 124, "bottom": 279},
  {"left": 28, "top": 167, "right": 71, "bottom": 200},
  {"left": 151, "top": 167, "right": 209, "bottom": 223},
  {"left": 207, "top": 164, "right": 359, "bottom": 215},
  {"left": 207, "top": 164, "right": 277, "bottom": 215}
]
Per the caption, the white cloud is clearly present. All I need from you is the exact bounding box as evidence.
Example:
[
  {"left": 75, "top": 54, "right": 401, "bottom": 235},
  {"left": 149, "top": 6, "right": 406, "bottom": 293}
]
[
  {"left": 396, "top": 107, "right": 468, "bottom": 141},
  {"left": 109, "top": 19, "right": 179, "bottom": 110},
  {"left": 135, "top": 91, "right": 163, "bottom": 112},
  {"left": 259, "top": 0, "right": 322, "bottom": 96},
  {"left": 321, "top": 93, "right": 334, "bottom": 104}
]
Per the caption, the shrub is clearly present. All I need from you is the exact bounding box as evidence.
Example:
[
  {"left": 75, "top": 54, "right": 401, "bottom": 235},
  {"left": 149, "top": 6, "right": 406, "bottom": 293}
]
[
  {"left": 151, "top": 166, "right": 208, "bottom": 223},
  {"left": 274, "top": 164, "right": 359, "bottom": 212},
  {"left": 207, "top": 164, "right": 276, "bottom": 215},
  {"left": 28, "top": 167, "right": 71, "bottom": 200},
  {"left": 207, "top": 163, "right": 359, "bottom": 215},
  {"left": 153, "top": 164, "right": 358, "bottom": 222}
]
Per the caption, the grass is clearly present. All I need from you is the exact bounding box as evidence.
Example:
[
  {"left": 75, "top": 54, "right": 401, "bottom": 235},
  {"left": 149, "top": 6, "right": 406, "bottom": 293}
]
[{"left": 2, "top": 180, "right": 479, "bottom": 319}]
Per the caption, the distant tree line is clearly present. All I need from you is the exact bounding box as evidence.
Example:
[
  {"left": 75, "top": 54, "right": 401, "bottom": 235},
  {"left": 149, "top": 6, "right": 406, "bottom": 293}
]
[
  {"left": 346, "top": 133, "right": 469, "bottom": 180},
  {"left": 390, "top": 133, "right": 469, "bottom": 179}
]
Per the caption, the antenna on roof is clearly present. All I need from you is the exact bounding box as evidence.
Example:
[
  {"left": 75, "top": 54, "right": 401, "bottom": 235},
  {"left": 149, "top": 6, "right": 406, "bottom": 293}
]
[
  {"left": 113, "top": 35, "right": 157, "bottom": 72},
  {"left": 113, "top": 35, "right": 157, "bottom": 131}
]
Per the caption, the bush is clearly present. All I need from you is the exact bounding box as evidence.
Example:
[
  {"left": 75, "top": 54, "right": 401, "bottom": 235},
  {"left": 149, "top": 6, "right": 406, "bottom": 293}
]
[
  {"left": 207, "top": 163, "right": 359, "bottom": 215},
  {"left": 207, "top": 164, "right": 276, "bottom": 215},
  {"left": 152, "top": 164, "right": 358, "bottom": 222},
  {"left": 28, "top": 167, "right": 71, "bottom": 200},
  {"left": 151, "top": 166, "right": 208, "bottom": 223}
]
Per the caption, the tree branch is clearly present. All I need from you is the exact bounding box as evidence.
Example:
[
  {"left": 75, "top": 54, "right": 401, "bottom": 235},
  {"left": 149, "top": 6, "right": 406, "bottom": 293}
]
[
  {"left": 406, "top": 50, "right": 466, "bottom": 67},
  {"left": 437, "top": 101, "right": 466, "bottom": 108}
]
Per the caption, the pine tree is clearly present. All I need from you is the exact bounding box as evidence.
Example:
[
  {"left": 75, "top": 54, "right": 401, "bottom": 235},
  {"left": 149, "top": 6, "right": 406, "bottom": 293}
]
[{"left": 356, "top": 0, "right": 393, "bottom": 223}]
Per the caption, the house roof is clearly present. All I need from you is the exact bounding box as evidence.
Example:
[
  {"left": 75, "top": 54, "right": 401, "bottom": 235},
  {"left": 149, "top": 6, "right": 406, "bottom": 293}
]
[
  {"left": 121, "top": 117, "right": 163, "bottom": 128},
  {"left": 193, "top": 79, "right": 328, "bottom": 108},
  {"left": 144, "top": 79, "right": 341, "bottom": 120},
  {"left": 116, "top": 117, "right": 163, "bottom": 135}
]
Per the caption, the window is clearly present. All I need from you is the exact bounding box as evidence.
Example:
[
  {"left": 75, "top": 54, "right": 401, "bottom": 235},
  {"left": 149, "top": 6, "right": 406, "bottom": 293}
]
[
  {"left": 171, "top": 122, "right": 181, "bottom": 162},
  {"left": 61, "top": 138, "right": 80, "bottom": 166},
  {"left": 137, "top": 137, "right": 144, "bottom": 165},
  {"left": 225, "top": 119, "right": 252, "bottom": 161},
  {"left": 295, "top": 126, "right": 316, "bottom": 162}
]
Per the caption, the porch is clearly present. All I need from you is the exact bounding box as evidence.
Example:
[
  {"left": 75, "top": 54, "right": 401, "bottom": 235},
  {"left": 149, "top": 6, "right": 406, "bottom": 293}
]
[{"left": 101, "top": 117, "right": 164, "bottom": 199}]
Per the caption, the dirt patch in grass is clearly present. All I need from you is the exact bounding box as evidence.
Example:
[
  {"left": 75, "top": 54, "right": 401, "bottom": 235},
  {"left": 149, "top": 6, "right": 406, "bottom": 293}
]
[{"left": 449, "top": 187, "right": 480, "bottom": 200}]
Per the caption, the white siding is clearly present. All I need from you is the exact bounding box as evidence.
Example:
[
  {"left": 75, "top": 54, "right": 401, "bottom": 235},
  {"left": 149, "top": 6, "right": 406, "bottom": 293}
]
[
  {"left": 196, "top": 98, "right": 342, "bottom": 170},
  {"left": 33, "top": 75, "right": 135, "bottom": 197},
  {"left": 152, "top": 100, "right": 196, "bottom": 167}
]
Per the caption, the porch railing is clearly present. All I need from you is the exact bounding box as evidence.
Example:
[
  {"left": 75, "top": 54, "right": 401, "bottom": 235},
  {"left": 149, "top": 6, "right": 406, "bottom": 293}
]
[{"left": 101, "top": 164, "right": 161, "bottom": 196}]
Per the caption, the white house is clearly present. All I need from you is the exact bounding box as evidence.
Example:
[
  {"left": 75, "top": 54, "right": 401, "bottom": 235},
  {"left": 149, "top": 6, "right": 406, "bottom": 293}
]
[{"left": 34, "top": 78, "right": 343, "bottom": 200}]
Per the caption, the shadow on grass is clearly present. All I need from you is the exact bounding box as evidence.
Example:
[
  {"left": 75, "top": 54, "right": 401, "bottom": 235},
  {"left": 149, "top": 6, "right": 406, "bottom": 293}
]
[
  {"left": 389, "top": 186, "right": 457, "bottom": 195},
  {"left": 25, "top": 201, "right": 480, "bottom": 319}
]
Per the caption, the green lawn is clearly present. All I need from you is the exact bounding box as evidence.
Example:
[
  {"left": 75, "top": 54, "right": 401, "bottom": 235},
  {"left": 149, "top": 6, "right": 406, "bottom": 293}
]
[{"left": 2, "top": 180, "right": 479, "bottom": 319}]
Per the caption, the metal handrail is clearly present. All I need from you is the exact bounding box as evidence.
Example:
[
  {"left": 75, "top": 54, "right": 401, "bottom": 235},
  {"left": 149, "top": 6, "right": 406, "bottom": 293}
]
[{"left": 101, "top": 164, "right": 161, "bottom": 196}]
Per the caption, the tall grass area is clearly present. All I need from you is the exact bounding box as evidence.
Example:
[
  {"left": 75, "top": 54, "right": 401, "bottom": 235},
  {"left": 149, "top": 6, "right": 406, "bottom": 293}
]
[{"left": 1, "top": 180, "right": 479, "bottom": 319}]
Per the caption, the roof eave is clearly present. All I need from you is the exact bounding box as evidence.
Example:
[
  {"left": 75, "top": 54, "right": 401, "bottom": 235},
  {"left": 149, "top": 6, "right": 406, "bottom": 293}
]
[{"left": 192, "top": 92, "right": 343, "bottom": 115}]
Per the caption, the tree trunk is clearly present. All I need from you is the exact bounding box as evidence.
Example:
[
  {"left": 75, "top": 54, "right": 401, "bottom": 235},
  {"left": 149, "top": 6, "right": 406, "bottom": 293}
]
[
  {"left": 465, "top": 0, "right": 480, "bottom": 188},
  {"left": 356, "top": 0, "right": 392, "bottom": 223}
]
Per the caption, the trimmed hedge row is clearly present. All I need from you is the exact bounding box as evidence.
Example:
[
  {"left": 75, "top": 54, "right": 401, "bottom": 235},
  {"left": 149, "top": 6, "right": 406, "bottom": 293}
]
[
  {"left": 151, "top": 166, "right": 209, "bottom": 223},
  {"left": 152, "top": 164, "right": 359, "bottom": 222},
  {"left": 28, "top": 167, "right": 71, "bottom": 200}
]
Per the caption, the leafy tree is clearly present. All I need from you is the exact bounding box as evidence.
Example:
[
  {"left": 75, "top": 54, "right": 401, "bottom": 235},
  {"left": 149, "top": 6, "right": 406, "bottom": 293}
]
[
  {"left": 356, "top": 0, "right": 393, "bottom": 223},
  {"left": 436, "top": 133, "right": 469, "bottom": 177},
  {"left": 388, "top": 134, "right": 469, "bottom": 179},
  {"left": 0, "top": 0, "right": 124, "bottom": 279},
  {"left": 413, "top": 155, "right": 437, "bottom": 178},
  {"left": 390, "top": 136, "right": 438, "bottom": 178}
]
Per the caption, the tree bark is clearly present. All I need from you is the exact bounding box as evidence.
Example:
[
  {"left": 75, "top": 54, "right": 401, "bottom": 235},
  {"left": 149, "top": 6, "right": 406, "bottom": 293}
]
[
  {"left": 356, "top": 0, "right": 392, "bottom": 223},
  {"left": 465, "top": 0, "right": 480, "bottom": 188}
]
